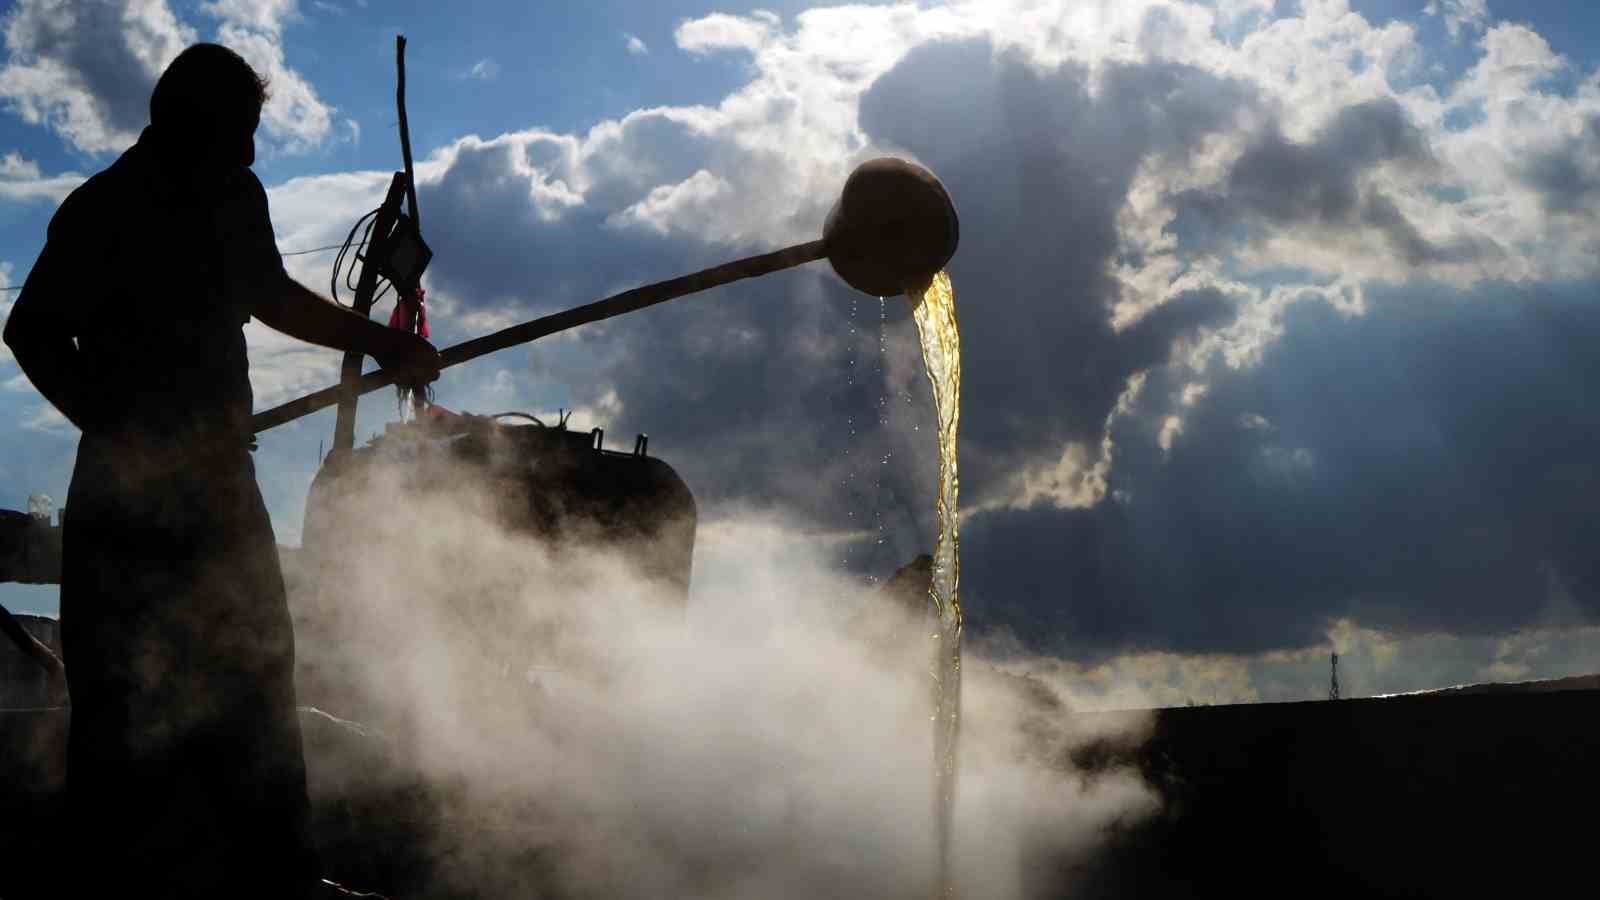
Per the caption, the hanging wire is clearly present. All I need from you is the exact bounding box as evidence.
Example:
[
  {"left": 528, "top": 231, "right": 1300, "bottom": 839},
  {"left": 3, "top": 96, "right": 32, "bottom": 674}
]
[
  {"left": 280, "top": 243, "right": 349, "bottom": 257},
  {"left": 329, "top": 208, "right": 392, "bottom": 308},
  {"left": 343, "top": 216, "right": 379, "bottom": 294},
  {"left": 2, "top": 235, "right": 373, "bottom": 293}
]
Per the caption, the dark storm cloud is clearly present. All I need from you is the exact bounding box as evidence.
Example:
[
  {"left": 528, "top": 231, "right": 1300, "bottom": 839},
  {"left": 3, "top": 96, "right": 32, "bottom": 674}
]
[
  {"left": 413, "top": 38, "right": 1257, "bottom": 558},
  {"left": 413, "top": 132, "right": 879, "bottom": 527},
  {"left": 1172, "top": 98, "right": 1483, "bottom": 265},
  {"left": 624, "top": 39, "right": 1253, "bottom": 508},
  {"left": 853, "top": 41, "right": 1252, "bottom": 486},
  {"left": 418, "top": 137, "right": 686, "bottom": 314},
  {"left": 1518, "top": 113, "right": 1600, "bottom": 216},
  {"left": 414, "top": 113, "right": 744, "bottom": 318},
  {"left": 963, "top": 280, "right": 1600, "bottom": 658},
  {"left": 1118, "top": 287, "right": 1233, "bottom": 369},
  {"left": 409, "top": 29, "right": 1600, "bottom": 662}
]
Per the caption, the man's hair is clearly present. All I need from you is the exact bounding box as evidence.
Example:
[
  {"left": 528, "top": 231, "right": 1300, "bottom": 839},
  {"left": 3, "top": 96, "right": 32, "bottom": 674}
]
[{"left": 149, "top": 43, "right": 270, "bottom": 131}]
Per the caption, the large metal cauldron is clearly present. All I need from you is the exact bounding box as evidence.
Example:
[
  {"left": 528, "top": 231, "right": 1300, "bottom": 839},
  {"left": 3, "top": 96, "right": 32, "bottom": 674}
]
[
  {"left": 290, "top": 412, "right": 696, "bottom": 714},
  {"left": 302, "top": 413, "right": 695, "bottom": 590}
]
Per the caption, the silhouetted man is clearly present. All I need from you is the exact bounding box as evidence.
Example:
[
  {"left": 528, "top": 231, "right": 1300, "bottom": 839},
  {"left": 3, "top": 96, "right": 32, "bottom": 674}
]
[{"left": 3, "top": 44, "right": 439, "bottom": 899}]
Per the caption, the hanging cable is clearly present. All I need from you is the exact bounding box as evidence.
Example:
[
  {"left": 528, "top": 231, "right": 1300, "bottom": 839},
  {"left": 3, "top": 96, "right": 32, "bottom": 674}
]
[
  {"left": 2, "top": 236, "right": 364, "bottom": 294},
  {"left": 490, "top": 412, "right": 547, "bottom": 427},
  {"left": 344, "top": 215, "right": 380, "bottom": 295},
  {"left": 329, "top": 207, "right": 381, "bottom": 307},
  {"left": 280, "top": 243, "right": 348, "bottom": 257}
]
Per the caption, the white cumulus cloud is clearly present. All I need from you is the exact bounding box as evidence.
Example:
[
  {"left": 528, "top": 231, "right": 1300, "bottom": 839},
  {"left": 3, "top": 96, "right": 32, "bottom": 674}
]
[
  {"left": 0, "top": 0, "right": 334, "bottom": 157},
  {"left": 0, "top": 0, "right": 196, "bottom": 153},
  {"left": 206, "top": 1, "right": 334, "bottom": 153},
  {"left": 675, "top": 10, "right": 782, "bottom": 56},
  {"left": 0, "top": 152, "right": 82, "bottom": 203},
  {"left": 201, "top": 0, "right": 301, "bottom": 34},
  {"left": 1425, "top": 0, "right": 1492, "bottom": 41}
]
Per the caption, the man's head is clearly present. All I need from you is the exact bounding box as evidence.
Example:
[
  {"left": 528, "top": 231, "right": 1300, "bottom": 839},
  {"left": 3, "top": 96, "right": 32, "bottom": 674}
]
[{"left": 149, "top": 43, "right": 268, "bottom": 169}]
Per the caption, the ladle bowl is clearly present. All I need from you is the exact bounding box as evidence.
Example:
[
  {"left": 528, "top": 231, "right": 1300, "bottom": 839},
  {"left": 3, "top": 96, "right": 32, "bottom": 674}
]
[{"left": 823, "top": 157, "right": 960, "bottom": 298}]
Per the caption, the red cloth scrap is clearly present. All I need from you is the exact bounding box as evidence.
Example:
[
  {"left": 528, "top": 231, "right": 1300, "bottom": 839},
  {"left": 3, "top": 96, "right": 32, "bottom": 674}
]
[{"left": 387, "top": 286, "right": 429, "bottom": 338}]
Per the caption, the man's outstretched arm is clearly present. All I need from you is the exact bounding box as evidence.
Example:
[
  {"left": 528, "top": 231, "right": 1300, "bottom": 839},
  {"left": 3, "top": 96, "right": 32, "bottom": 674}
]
[{"left": 250, "top": 274, "right": 441, "bottom": 387}]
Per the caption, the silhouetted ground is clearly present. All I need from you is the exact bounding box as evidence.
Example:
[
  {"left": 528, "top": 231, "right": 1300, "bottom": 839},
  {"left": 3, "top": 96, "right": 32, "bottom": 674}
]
[
  {"left": 0, "top": 704, "right": 458, "bottom": 899},
  {"left": 1062, "top": 685, "right": 1600, "bottom": 898},
  {"left": 4, "top": 680, "right": 1597, "bottom": 897}
]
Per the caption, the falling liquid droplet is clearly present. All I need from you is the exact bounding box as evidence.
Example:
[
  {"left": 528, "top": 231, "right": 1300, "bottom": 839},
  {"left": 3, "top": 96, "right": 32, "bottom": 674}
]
[{"left": 869, "top": 294, "right": 891, "bottom": 579}]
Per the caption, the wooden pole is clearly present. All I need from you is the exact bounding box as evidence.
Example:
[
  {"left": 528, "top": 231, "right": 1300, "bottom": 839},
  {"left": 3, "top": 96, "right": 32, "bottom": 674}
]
[
  {"left": 330, "top": 173, "right": 407, "bottom": 453},
  {"left": 252, "top": 239, "right": 828, "bottom": 434},
  {"left": 394, "top": 34, "right": 428, "bottom": 419},
  {"left": 396, "top": 35, "right": 421, "bottom": 235},
  {"left": 330, "top": 35, "right": 423, "bottom": 450}
]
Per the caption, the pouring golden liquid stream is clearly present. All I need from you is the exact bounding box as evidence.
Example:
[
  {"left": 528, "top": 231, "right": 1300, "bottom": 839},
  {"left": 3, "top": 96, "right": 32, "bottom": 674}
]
[{"left": 910, "top": 270, "right": 962, "bottom": 899}]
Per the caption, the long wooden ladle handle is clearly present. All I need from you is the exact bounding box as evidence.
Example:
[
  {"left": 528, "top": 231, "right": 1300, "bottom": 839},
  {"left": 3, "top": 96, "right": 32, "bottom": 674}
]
[{"left": 252, "top": 239, "right": 827, "bottom": 434}]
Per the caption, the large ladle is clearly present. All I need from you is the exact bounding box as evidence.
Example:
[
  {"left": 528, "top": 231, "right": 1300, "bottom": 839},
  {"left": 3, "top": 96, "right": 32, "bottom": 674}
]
[{"left": 252, "top": 157, "right": 959, "bottom": 434}]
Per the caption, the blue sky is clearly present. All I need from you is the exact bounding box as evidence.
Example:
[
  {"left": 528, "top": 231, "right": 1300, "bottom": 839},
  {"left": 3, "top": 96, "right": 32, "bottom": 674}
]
[{"left": 5, "top": 0, "right": 1600, "bottom": 705}]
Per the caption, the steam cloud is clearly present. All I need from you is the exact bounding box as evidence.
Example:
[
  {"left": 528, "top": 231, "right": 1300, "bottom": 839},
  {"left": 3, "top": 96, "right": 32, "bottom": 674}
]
[{"left": 289, "top": 458, "right": 1156, "bottom": 898}]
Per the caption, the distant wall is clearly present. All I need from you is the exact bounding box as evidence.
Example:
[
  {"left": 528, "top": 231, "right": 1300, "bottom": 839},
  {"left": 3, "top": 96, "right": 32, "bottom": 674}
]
[
  {"left": 0, "top": 614, "right": 61, "bottom": 709},
  {"left": 1067, "top": 688, "right": 1600, "bottom": 898},
  {"left": 0, "top": 509, "right": 63, "bottom": 585}
]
